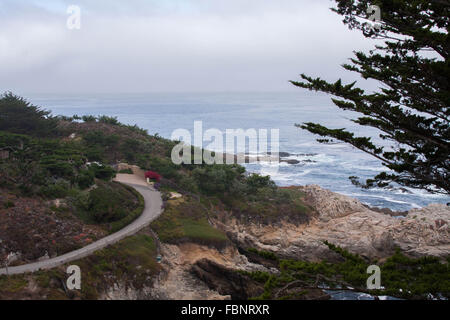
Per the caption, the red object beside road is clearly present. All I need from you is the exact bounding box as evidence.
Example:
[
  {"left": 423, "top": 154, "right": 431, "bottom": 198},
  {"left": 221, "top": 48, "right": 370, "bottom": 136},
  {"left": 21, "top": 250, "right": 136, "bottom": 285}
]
[{"left": 145, "top": 171, "right": 162, "bottom": 182}]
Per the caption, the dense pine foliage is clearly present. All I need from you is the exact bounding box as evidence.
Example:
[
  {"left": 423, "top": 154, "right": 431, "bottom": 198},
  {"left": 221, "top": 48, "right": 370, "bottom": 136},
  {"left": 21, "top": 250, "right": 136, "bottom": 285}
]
[{"left": 291, "top": 0, "right": 449, "bottom": 194}]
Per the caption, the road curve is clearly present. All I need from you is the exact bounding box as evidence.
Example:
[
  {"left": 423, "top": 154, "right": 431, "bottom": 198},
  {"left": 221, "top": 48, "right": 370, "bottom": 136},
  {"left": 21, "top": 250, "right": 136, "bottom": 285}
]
[{"left": 0, "top": 183, "right": 163, "bottom": 275}]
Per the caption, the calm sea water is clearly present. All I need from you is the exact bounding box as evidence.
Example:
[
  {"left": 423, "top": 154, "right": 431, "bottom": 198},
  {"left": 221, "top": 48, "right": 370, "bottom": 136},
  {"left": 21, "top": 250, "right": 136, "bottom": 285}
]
[{"left": 27, "top": 92, "right": 449, "bottom": 211}]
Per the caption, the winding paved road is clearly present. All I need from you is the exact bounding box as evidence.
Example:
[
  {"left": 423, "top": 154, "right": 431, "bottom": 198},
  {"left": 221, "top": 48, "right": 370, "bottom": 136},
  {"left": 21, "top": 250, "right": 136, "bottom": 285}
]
[{"left": 0, "top": 182, "right": 163, "bottom": 276}]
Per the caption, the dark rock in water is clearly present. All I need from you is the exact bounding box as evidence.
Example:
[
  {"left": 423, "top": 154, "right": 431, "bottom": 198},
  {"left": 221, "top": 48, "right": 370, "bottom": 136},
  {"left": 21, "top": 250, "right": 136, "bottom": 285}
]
[
  {"left": 267, "top": 152, "right": 291, "bottom": 157},
  {"left": 385, "top": 186, "right": 413, "bottom": 194},
  {"left": 281, "top": 159, "right": 301, "bottom": 165},
  {"left": 398, "top": 187, "right": 413, "bottom": 194},
  {"left": 278, "top": 152, "right": 291, "bottom": 157},
  {"left": 190, "top": 259, "right": 264, "bottom": 300},
  {"left": 298, "top": 153, "right": 318, "bottom": 157},
  {"left": 279, "top": 159, "right": 317, "bottom": 165}
]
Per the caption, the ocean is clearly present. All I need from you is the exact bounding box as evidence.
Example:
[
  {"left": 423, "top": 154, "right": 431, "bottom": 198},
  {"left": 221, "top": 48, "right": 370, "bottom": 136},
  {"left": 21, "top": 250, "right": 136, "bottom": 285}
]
[{"left": 27, "top": 92, "right": 449, "bottom": 212}]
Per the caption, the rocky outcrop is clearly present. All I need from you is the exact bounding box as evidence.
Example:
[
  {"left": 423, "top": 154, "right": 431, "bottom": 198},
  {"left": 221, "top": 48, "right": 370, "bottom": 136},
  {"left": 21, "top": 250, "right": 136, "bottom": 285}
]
[
  {"left": 302, "top": 185, "right": 369, "bottom": 222},
  {"left": 391, "top": 204, "right": 449, "bottom": 257},
  {"left": 191, "top": 259, "right": 264, "bottom": 300},
  {"left": 215, "top": 185, "right": 450, "bottom": 261}
]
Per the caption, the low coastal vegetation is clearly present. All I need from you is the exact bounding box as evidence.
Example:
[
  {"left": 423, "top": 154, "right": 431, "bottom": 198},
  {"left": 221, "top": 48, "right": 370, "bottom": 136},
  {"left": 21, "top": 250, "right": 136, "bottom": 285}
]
[
  {"left": 247, "top": 248, "right": 279, "bottom": 262},
  {"left": 242, "top": 243, "right": 450, "bottom": 300}
]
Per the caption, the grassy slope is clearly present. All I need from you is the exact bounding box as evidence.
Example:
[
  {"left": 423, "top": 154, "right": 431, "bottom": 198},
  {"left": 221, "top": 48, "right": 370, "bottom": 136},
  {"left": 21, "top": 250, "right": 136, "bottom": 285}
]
[{"left": 151, "top": 197, "right": 228, "bottom": 248}]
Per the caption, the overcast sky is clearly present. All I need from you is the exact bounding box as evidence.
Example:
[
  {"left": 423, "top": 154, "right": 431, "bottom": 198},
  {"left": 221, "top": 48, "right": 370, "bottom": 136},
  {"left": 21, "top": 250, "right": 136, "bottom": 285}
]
[{"left": 0, "top": 0, "right": 377, "bottom": 94}]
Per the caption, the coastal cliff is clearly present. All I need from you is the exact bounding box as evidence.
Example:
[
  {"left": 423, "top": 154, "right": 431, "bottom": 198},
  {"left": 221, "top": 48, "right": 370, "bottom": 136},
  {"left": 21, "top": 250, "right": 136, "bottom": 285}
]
[{"left": 215, "top": 185, "right": 450, "bottom": 262}]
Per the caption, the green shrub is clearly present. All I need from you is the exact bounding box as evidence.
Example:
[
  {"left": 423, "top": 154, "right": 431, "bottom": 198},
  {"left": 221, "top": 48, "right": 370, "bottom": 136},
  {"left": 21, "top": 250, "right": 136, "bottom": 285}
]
[
  {"left": 245, "top": 174, "right": 276, "bottom": 193},
  {"left": 39, "top": 180, "right": 70, "bottom": 199},
  {"left": 0, "top": 132, "right": 32, "bottom": 149},
  {"left": 242, "top": 270, "right": 271, "bottom": 283},
  {"left": 88, "top": 164, "right": 116, "bottom": 181},
  {"left": 86, "top": 182, "right": 140, "bottom": 224},
  {"left": 40, "top": 156, "right": 75, "bottom": 178},
  {"left": 82, "top": 115, "right": 97, "bottom": 122},
  {"left": 77, "top": 169, "right": 95, "bottom": 189},
  {"left": 122, "top": 124, "right": 148, "bottom": 136},
  {"left": 248, "top": 248, "right": 279, "bottom": 261},
  {"left": 98, "top": 115, "right": 119, "bottom": 125}
]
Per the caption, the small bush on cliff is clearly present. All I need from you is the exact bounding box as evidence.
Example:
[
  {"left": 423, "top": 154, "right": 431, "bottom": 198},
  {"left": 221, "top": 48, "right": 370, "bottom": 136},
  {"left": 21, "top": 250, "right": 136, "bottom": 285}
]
[
  {"left": 76, "top": 169, "right": 95, "bottom": 189},
  {"left": 245, "top": 174, "right": 276, "bottom": 193},
  {"left": 39, "top": 180, "right": 71, "bottom": 199},
  {"left": 98, "top": 115, "right": 119, "bottom": 125},
  {"left": 248, "top": 248, "right": 279, "bottom": 261},
  {"left": 81, "top": 115, "right": 97, "bottom": 122},
  {"left": 88, "top": 163, "right": 116, "bottom": 180}
]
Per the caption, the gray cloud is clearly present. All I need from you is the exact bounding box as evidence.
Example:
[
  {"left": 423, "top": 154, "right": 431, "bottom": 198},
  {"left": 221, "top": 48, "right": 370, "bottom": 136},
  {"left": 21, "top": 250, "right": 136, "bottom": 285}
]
[{"left": 0, "top": 0, "right": 378, "bottom": 94}]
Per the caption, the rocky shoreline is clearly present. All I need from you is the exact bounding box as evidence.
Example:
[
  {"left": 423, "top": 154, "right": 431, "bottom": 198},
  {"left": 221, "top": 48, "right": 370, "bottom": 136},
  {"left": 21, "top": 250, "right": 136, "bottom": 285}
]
[{"left": 2, "top": 184, "right": 448, "bottom": 300}]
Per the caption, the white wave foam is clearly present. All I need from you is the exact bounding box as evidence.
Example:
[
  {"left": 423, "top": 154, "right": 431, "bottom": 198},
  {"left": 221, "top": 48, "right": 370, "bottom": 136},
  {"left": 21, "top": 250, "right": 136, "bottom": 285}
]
[{"left": 340, "top": 192, "right": 421, "bottom": 208}]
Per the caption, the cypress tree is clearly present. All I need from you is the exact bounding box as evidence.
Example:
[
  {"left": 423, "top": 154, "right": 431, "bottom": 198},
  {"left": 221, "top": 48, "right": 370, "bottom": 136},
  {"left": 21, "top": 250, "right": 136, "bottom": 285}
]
[{"left": 291, "top": 0, "right": 449, "bottom": 194}]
